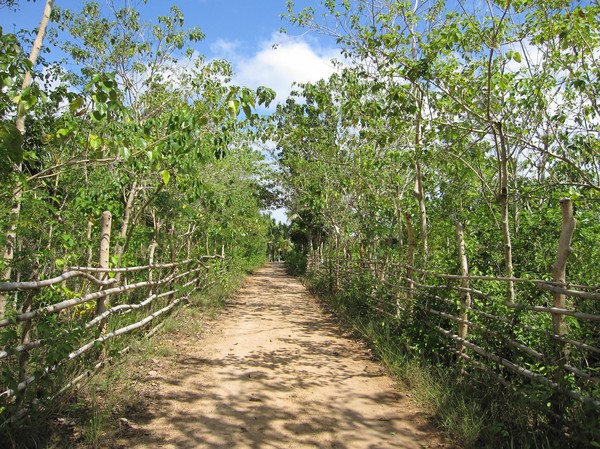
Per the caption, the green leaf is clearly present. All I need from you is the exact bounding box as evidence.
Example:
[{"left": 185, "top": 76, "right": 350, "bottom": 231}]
[
  {"left": 0, "top": 122, "right": 24, "bottom": 164},
  {"left": 21, "top": 92, "right": 38, "bottom": 111},
  {"left": 242, "top": 104, "right": 252, "bottom": 119},
  {"left": 92, "top": 110, "right": 104, "bottom": 121},
  {"left": 89, "top": 134, "right": 102, "bottom": 150},
  {"left": 69, "top": 96, "right": 84, "bottom": 113},
  {"left": 161, "top": 169, "right": 171, "bottom": 185},
  {"left": 228, "top": 99, "right": 239, "bottom": 117}
]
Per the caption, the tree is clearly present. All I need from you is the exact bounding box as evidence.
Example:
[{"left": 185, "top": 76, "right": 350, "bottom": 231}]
[{"left": 1, "top": 0, "right": 53, "bottom": 316}]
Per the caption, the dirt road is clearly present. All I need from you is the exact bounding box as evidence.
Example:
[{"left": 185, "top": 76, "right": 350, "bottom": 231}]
[{"left": 117, "top": 263, "right": 451, "bottom": 449}]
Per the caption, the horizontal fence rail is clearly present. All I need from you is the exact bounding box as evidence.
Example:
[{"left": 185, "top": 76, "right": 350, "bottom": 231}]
[
  {"left": 305, "top": 199, "right": 600, "bottom": 434},
  {"left": 318, "top": 259, "right": 600, "bottom": 409},
  {"left": 0, "top": 210, "right": 227, "bottom": 427}
]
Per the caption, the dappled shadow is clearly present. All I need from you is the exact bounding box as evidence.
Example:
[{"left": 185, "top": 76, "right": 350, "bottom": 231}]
[{"left": 114, "top": 263, "right": 449, "bottom": 449}]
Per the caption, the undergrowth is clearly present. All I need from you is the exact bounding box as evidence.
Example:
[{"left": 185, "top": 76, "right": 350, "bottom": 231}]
[{"left": 299, "top": 269, "right": 589, "bottom": 449}]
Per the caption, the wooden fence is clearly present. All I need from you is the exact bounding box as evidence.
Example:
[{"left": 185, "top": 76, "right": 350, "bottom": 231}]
[
  {"left": 0, "top": 211, "right": 225, "bottom": 426},
  {"left": 309, "top": 198, "right": 600, "bottom": 426}
]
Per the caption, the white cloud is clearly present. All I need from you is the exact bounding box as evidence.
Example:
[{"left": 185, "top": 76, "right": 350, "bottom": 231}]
[
  {"left": 224, "top": 33, "right": 342, "bottom": 105},
  {"left": 210, "top": 39, "right": 241, "bottom": 59}
]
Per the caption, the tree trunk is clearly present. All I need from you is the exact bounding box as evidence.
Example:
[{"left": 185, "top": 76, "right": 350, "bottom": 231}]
[
  {"left": 550, "top": 198, "right": 576, "bottom": 417},
  {"left": 1, "top": 0, "right": 54, "bottom": 316},
  {"left": 15, "top": 0, "right": 54, "bottom": 134},
  {"left": 455, "top": 222, "right": 472, "bottom": 355},
  {"left": 411, "top": 87, "right": 428, "bottom": 270},
  {"left": 551, "top": 199, "right": 575, "bottom": 338},
  {"left": 148, "top": 211, "right": 161, "bottom": 295},
  {"left": 96, "top": 211, "right": 112, "bottom": 318},
  {"left": 115, "top": 181, "right": 138, "bottom": 266},
  {"left": 413, "top": 162, "right": 428, "bottom": 270},
  {"left": 83, "top": 217, "right": 93, "bottom": 262},
  {"left": 494, "top": 123, "right": 515, "bottom": 303},
  {"left": 16, "top": 259, "right": 38, "bottom": 408},
  {"left": 404, "top": 213, "right": 415, "bottom": 312}
]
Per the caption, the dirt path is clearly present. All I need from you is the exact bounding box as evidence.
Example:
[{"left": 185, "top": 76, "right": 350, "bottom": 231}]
[{"left": 117, "top": 263, "right": 451, "bottom": 449}]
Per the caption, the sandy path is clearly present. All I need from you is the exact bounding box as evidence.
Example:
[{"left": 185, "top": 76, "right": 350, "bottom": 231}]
[{"left": 117, "top": 263, "right": 451, "bottom": 449}]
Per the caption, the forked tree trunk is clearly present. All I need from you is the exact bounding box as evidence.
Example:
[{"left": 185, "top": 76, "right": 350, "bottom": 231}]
[{"left": 551, "top": 199, "right": 575, "bottom": 339}]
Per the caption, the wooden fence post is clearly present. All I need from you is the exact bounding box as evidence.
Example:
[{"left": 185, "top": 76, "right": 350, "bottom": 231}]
[
  {"left": 455, "top": 222, "right": 472, "bottom": 356},
  {"left": 95, "top": 211, "right": 112, "bottom": 317}
]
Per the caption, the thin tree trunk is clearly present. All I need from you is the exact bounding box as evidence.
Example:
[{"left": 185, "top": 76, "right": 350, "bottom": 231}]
[
  {"left": 408, "top": 3, "right": 428, "bottom": 269},
  {"left": 148, "top": 211, "right": 160, "bottom": 295},
  {"left": 455, "top": 222, "right": 471, "bottom": 356},
  {"left": 551, "top": 199, "right": 575, "bottom": 338},
  {"left": 16, "top": 258, "right": 38, "bottom": 408},
  {"left": 86, "top": 218, "right": 94, "bottom": 267},
  {"left": 550, "top": 198, "right": 576, "bottom": 417},
  {"left": 404, "top": 213, "right": 415, "bottom": 311},
  {"left": 15, "top": 0, "right": 54, "bottom": 134},
  {"left": 494, "top": 123, "right": 515, "bottom": 303},
  {"left": 115, "top": 181, "right": 138, "bottom": 266},
  {"left": 96, "top": 211, "right": 112, "bottom": 318},
  {"left": 1, "top": 0, "right": 54, "bottom": 316},
  {"left": 413, "top": 160, "right": 428, "bottom": 269}
]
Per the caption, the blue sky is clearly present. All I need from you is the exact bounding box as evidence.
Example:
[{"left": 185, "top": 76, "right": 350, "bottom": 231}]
[
  {"left": 1, "top": 1, "right": 341, "bottom": 105},
  {"left": 2, "top": 0, "right": 343, "bottom": 223}
]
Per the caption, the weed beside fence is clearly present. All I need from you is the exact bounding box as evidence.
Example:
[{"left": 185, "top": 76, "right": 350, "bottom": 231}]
[{"left": 301, "top": 199, "right": 600, "bottom": 448}]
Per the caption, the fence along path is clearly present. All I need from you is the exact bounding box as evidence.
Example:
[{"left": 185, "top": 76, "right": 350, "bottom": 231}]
[
  {"left": 113, "top": 263, "right": 451, "bottom": 449},
  {"left": 0, "top": 211, "right": 225, "bottom": 427},
  {"left": 311, "top": 198, "right": 600, "bottom": 428}
]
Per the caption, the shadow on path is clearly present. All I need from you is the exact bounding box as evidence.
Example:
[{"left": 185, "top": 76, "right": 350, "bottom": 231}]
[{"left": 115, "top": 263, "right": 451, "bottom": 449}]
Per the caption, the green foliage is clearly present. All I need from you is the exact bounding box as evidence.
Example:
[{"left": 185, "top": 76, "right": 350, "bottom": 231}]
[
  {"left": 0, "top": 1, "right": 279, "bottom": 438},
  {"left": 277, "top": 0, "right": 600, "bottom": 446},
  {"left": 285, "top": 250, "right": 306, "bottom": 276}
]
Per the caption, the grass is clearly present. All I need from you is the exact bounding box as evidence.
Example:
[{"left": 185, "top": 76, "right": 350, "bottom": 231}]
[
  {"left": 300, "top": 270, "right": 588, "bottom": 449},
  {"left": 356, "top": 319, "right": 486, "bottom": 448}
]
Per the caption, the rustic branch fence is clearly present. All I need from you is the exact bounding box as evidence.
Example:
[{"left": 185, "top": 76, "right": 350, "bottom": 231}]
[
  {"left": 310, "top": 198, "right": 600, "bottom": 426},
  {"left": 0, "top": 211, "right": 225, "bottom": 426}
]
